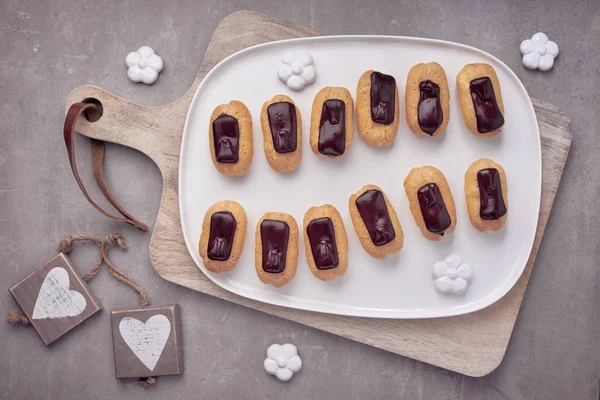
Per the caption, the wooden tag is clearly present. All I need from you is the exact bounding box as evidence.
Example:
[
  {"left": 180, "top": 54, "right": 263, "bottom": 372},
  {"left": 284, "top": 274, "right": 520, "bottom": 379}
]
[
  {"left": 111, "top": 305, "right": 183, "bottom": 378},
  {"left": 9, "top": 253, "right": 102, "bottom": 345}
]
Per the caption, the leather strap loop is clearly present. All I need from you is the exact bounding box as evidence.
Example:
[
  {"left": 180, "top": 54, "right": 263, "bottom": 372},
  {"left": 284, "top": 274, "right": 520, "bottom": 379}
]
[{"left": 64, "top": 102, "right": 148, "bottom": 230}]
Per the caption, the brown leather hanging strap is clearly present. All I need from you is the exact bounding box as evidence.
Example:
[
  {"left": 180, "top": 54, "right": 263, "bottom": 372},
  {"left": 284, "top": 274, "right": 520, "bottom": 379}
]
[{"left": 63, "top": 102, "right": 147, "bottom": 230}]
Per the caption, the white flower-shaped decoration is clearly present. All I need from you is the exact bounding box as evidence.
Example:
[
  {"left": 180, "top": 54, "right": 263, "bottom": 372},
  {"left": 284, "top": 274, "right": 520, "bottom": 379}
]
[
  {"left": 125, "top": 46, "right": 164, "bottom": 84},
  {"left": 264, "top": 343, "right": 302, "bottom": 382},
  {"left": 520, "top": 33, "right": 559, "bottom": 71},
  {"left": 277, "top": 51, "right": 316, "bottom": 91},
  {"left": 433, "top": 255, "right": 473, "bottom": 295}
]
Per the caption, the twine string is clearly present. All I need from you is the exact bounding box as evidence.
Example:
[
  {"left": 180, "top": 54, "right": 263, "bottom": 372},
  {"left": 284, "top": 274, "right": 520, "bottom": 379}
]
[{"left": 100, "top": 233, "right": 149, "bottom": 308}]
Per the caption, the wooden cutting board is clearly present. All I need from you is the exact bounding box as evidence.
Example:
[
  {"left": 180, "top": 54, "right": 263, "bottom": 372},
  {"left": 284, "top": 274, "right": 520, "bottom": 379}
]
[{"left": 66, "top": 10, "right": 572, "bottom": 377}]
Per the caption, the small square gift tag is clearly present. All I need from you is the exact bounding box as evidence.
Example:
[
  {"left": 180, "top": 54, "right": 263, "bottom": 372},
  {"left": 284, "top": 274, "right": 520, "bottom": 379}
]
[
  {"left": 9, "top": 253, "right": 102, "bottom": 345},
  {"left": 111, "top": 305, "right": 183, "bottom": 379}
]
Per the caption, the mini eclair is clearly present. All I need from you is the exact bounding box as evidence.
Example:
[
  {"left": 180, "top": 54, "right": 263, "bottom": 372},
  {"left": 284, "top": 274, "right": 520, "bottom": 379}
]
[
  {"left": 255, "top": 212, "right": 299, "bottom": 288},
  {"left": 260, "top": 94, "right": 302, "bottom": 172},
  {"left": 303, "top": 204, "right": 349, "bottom": 281},
  {"left": 209, "top": 100, "right": 253, "bottom": 176},
  {"left": 465, "top": 158, "right": 508, "bottom": 231},
  {"left": 456, "top": 63, "right": 505, "bottom": 137},
  {"left": 404, "top": 166, "right": 457, "bottom": 241},
  {"left": 356, "top": 70, "right": 400, "bottom": 147},
  {"left": 310, "top": 87, "right": 354, "bottom": 158},
  {"left": 405, "top": 62, "right": 450, "bottom": 137},
  {"left": 199, "top": 200, "right": 247, "bottom": 273},
  {"left": 349, "top": 184, "right": 404, "bottom": 259}
]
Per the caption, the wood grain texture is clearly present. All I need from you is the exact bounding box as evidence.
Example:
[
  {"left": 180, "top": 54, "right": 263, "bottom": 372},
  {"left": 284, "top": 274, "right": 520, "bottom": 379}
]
[
  {"left": 64, "top": 10, "right": 572, "bottom": 376},
  {"left": 9, "top": 253, "right": 102, "bottom": 345}
]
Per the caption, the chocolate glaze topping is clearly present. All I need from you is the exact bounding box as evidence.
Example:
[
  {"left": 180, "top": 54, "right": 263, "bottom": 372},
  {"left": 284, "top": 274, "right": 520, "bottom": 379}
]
[
  {"left": 207, "top": 211, "right": 237, "bottom": 261},
  {"left": 370, "top": 71, "right": 396, "bottom": 125},
  {"left": 477, "top": 168, "right": 507, "bottom": 220},
  {"left": 417, "top": 183, "right": 452, "bottom": 235},
  {"left": 212, "top": 113, "right": 239, "bottom": 163},
  {"left": 306, "top": 217, "right": 339, "bottom": 270},
  {"left": 469, "top": 77, "right": 505, "bottom": 133},
  {"left": 355, "top": 190, "right": 396, "bottom": 246},
  {"left": 267, "top": 102, "right": 297, "bottom": 153},
  {"left": 418, "top": 80, "right": 443, "bottom": 135},
  {"left": 318, "top": 99, "right": 346, "bottom": 156},
  {"left": 260, "top": 219, "right": 290, "bottom": 273}
]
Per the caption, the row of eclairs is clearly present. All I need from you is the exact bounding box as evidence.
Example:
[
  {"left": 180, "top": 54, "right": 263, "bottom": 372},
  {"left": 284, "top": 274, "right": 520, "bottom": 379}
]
[{"left": 199, "top": 62, "right": 507, "bottom": 288}]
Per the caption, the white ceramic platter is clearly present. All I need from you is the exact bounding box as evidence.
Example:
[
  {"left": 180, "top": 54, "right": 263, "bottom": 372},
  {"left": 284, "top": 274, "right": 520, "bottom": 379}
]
[{"left": 179, "top": 36, "right": 541, "bottom": 319}]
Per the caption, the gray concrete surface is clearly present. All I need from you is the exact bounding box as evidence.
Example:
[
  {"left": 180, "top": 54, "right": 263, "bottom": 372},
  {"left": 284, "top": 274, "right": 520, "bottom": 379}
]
[{"left": 1, "top": 1, "right": 599, "bottom": 399}]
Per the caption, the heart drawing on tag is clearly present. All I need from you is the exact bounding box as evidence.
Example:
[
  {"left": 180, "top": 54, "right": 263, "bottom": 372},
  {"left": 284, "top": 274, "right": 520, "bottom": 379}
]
[
  {"left": 32, "top": 267, "right": 87, "bottom": 320},
  {"left": 119, "top": 315, "right": 171, "bottom": 371}
]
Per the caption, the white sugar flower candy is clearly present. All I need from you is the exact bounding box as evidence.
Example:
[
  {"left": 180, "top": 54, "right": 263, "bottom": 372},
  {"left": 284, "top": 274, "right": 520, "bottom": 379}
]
[
  {"left": 125, "top": 46, "right": 164, "bottom": 84},
  {"left": 277, "top": 51, "right": 316, "bottom": 91},
  {"left": 433, "top": 254, "right": 473, "bottom": 295},
  {"left": 520, "top": 33, "right": 559, "bottom": 71},
  {"left": 263, "top": 343, "right": 302, "bottom": 382}
]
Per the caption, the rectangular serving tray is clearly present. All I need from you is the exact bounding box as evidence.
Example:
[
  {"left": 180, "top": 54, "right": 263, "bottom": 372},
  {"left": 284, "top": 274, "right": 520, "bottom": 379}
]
[{"left": 179, "top": 35, "right": 541, "bottom": 319}]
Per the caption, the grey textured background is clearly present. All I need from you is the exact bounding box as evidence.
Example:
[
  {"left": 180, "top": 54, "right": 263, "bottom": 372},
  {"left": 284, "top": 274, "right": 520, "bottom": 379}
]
[{"left": 1, "top": 1, "right": 599, "bottom": 399}]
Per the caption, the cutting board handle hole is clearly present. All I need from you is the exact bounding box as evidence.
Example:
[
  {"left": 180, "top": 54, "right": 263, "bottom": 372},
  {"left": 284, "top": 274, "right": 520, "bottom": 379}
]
[{"left": 81, "top": 97, "right": 103, "bottom": 122}]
